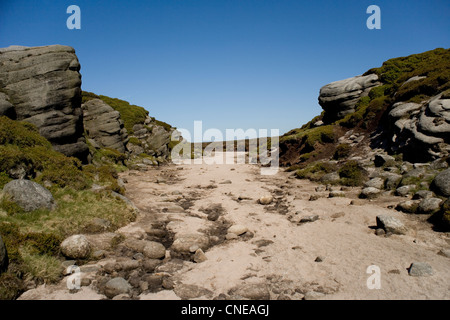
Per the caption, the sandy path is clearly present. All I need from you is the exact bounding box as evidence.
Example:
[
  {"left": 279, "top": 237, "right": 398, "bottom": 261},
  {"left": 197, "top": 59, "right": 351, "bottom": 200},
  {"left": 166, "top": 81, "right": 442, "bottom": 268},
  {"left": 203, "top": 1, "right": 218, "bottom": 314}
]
[
  {"left": 124, "top": 152, "right": 450, "bottom": 300},
  {"left": 19, "top": 152, "right": 450, "bottom": 300}
]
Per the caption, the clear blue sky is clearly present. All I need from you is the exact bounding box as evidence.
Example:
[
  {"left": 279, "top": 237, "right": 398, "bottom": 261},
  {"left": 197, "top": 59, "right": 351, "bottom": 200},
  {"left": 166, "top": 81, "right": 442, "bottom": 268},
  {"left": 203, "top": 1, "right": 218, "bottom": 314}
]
[{"left": 1, "top": 0, "right": 449, "bottom": 141}]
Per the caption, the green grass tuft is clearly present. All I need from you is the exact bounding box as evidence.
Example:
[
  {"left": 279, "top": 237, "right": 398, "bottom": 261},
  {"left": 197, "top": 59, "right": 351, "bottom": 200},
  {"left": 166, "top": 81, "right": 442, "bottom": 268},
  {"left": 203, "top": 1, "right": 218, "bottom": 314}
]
[
  {"left": 338, "top": 160, "right": 367, "bottom": 186},
  {"left": 333, "top": 144, "right": 351, "bottom": 160},
  {"left": 295, "top": 161, "right": 337, "bottom": 181}
]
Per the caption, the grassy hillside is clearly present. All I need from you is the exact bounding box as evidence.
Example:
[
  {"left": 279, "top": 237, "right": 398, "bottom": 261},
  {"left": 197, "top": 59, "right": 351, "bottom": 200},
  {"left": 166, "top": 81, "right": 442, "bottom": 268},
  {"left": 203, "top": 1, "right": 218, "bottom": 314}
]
[{"left": 0, "top": 116, "right": 136, "bottom": 299}]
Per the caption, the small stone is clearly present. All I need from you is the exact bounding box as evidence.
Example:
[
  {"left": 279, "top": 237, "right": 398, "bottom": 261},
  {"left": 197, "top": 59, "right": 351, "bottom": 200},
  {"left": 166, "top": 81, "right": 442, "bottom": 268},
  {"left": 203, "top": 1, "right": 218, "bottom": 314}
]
[
  {"left": 80, "top": 277, "right": 92, "bottom": 287},
  {"left": 162, "top": 277, "right": 175, "bottom": 289},
  {"left": 237, "top": 195, "right": 253, "bottom": 201},
  {"left": 412, "top": 190, "right": 433, "bottom": 200},
  {"left": 112, "top": 294, "right": 132, "bottom": 300},
  {"left": 259, "top": 196, "right": 273, "bottom": 205},
  {"left": 299, "top": 215, "right": 319, "bottom": 223},
  {"left": 331, "top": 212, "right": 345, "bottom": 219},
  {"left": 171, "top": 233, "right": 209, "bottom": 253},
  {"left": 142, "top": 259, "right": 162, "bottom": 273},
  {"left": 226, "top": 233, "right": 239, "bottom": 240},
  {"left": 376, "top": 215, "right": 407, "bottom": 235},
  {"left": 309, "top": 194, "right": 320, "bottom": 201},
  {"left": 228, "top": 283, "right": 270, "bottom": 300},
  {"left": 143, "top": 241, "right": 166, "bottom": 259},
  {"left": 396, "top": 185, "right": 416, "bottom": 197},
  {"left": 364, "top": 177, "right": 385, "bottom": 189},
  {"left": 320, "top": 172, "right": 340, "bottom": 183},
  {"left": 120, "top": 259, "right": 140, "bottom": 271},
  {"left": 384, "top": 173, "right": 402, "bottom": 190},
  {"left": 143, "top": 274, "right": 163, "bottom": 289},
  {"left": 314, "top": 256, "right": 324, "bottom": 262},
  {"left": 80, "top": 264, "right": 100, "bottom": 273},
  {"left": 375, "top": 228, "right": 386, "bottom": 236},
  {"left": 139, "top": 281, "right": 149, "bottom": 292},
  {"left": 408, "top": 262, "right": 433, "bottom": 277},
  {"left": 360, "top": 187, "right": 381, "bottom": 199},
  {"left": 388, "top": 269, "right": 401, "bottom": 274},
  {"left": 207, "top": 211, "right": 220, "bottom": 221},
  {"left": 174, "top": 284, "right": 213, "bottom": 299},
  {"left": 219, "top": 180, "right": 232, "bottom": 184},
  {"left": 162, "top": 204, "right": 185, "bottom": 213},
  {"left": 437, "top": 249, "right": 450, "bottom": 258},
  {"left": 328, "top": 191, "right": 345, "bottom": 198},
  {"left": 395, "top": 200, "right": 419, "bottom": 213},
  {"left": 189, "top": 245, "right": 200, "bottom": 253},
  {"left": 104, "top": 277, "right": 132, "bottom": 298},
  {"left": 431, "top": 168, "right": 450, "bottom": 197},
  {"left": 92, "top": 250, "right": 106, "bottom": 260},
  {"left": 60, "top": 235, "right": 91, "bottom": 259},
  {"left": 228, "top": 225, "right": 248, "bottom": 235},
  {"left": 417, "top": 198, "right": 443, "bottom": 214},
  {"left": 193, "top": 248, "right": 207, "bottom": 263},
  {"left": 374, "top": 154, "right": 395, "bottom": 167},
  {"left": 315, "top": 185, "right": 326, "bottom": 192},
  {"left": 103, "top": 262, "right": 121, "bottom": 274},
  {"left": 133, "top": 253, "right": 145, "bottom": 261}
]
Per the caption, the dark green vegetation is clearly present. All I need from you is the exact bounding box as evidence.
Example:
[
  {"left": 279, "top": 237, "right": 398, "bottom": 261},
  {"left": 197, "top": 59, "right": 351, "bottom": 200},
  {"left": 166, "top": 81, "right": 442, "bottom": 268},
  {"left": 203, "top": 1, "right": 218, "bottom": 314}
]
[
  {"left": 0, "top": 117, "right": 88, "bottom": 190},
  {"left": 295, "top": 162, "right": 336, "bottom": 181},
  {"left": 365, "top": 47, "right": 450, "bottom": 103},
  {"left": 333, "top": 144, "right": 351, "bottom": 160},
  {"left": 337, "top": 47, "right": 450, "bottom": 130},
  {"left": 0, "top": 116, "right": 136, "bottom": 299},
  {"left": 337, "top": 160, "right": 367, "bottom": 187}
]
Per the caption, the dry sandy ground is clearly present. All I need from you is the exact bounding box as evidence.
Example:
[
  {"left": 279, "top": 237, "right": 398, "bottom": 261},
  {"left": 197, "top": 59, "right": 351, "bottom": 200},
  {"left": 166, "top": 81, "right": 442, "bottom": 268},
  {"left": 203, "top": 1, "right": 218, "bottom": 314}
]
[{"left": 20, "top": 152, "right": 450, "bottom": 300}]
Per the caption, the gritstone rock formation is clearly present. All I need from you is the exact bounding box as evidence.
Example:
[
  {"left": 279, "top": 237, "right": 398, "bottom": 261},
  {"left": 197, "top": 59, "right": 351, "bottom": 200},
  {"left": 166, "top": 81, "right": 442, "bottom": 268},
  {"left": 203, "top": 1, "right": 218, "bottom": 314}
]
[
  {"left": 82, "top": 98, "right": 129, "bottom": 153},
  {"left": 0, "top": 45, "right": 88, "bottom": 161},
  {"left": 318, "top": 74, "right": 381, "bottom": 122}
]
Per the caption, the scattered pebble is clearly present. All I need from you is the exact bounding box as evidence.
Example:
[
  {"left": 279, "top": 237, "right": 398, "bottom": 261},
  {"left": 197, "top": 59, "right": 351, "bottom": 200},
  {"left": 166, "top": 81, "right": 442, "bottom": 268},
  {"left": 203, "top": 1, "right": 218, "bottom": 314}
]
[{"left": 259, "top": 196, "right": 274, "bottom": 205}]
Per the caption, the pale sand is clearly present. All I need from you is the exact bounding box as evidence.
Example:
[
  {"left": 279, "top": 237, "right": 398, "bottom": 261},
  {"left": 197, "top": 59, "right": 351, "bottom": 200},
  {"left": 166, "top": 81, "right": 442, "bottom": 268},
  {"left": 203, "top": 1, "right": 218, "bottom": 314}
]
[{"left": 19, "top": 152, "right": 450, "bottom": 300}]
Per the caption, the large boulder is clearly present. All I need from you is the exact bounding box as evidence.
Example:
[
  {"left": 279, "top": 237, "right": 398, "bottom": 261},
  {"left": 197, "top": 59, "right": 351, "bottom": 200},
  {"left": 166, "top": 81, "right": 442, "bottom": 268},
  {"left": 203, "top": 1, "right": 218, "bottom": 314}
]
[
  {"left": 318, "top": 74, "right": 380, "bottom": 122},
  {"left": 82, "top": 99, "right": 128, "bottom": 153},
  {"left": 0, "top": 234, "right": 8, "bottom": 273},
  {"left": 431, "top": 168, "right": 450, "bottom": 197},
  {"left": 2, "top": 179, "right": 55, "bottom": 212},
  {"left": 0, "top": 45, "right": 88, "bottom": 160}
]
